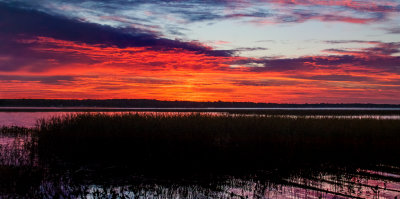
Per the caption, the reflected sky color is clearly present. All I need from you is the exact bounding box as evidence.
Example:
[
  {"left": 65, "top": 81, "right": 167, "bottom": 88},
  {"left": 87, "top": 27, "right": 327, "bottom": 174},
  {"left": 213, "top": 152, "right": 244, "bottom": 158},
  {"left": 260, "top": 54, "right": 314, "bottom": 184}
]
[
  {"left": 0, "top": 0, "right": 399, "bottom": 103},
  {"left": 1, "top": 111, "right": 399, "bottom": 128}
]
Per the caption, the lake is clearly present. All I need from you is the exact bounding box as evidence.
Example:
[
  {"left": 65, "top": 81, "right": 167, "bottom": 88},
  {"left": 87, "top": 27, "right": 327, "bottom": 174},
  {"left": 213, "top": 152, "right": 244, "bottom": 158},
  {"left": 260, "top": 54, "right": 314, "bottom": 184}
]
[
  {"left": 1, "top": 108, "right": 400, "bottom": 198},
  {"left": 1, "top": 107, "right": 400, "bottom": 127}
]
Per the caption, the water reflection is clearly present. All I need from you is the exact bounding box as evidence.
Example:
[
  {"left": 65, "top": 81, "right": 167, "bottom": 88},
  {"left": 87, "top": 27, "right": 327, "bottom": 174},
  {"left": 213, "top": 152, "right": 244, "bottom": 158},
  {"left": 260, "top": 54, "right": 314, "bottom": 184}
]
[
  {"left": 0, "top": 133, "right": 36, "bottom": 166},
  {"left": 1, "top": 111, "right": 400, "bottom": 128},
  {"left": 2, "top": 166, "right": 400, "bottom": 198},
  {"left": 1, "top": 131, "right": 400, "bottom": 198},
  {"left": 275, "top": 114, "right": 400, "bottom": 120}
]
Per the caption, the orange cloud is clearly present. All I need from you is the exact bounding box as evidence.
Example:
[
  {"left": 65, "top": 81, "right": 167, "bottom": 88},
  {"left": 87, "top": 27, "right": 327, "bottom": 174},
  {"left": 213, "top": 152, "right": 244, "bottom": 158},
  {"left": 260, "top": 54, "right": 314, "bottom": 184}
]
[{"left": 1, "top": 37, "right": 400, "bottom": 103}]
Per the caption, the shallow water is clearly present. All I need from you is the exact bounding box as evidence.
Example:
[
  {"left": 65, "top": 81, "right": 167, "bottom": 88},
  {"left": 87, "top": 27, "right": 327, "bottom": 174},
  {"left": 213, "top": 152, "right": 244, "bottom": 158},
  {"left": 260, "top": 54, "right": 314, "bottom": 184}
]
[
  {"left": 0, "top": 133, "right": 36, "bottom": 166},
  {"left": 0, "top": 111, "right": 225, "bottom": 127},
  {"left": 1, "top": 111, "right": 400, "bottom": 128}
]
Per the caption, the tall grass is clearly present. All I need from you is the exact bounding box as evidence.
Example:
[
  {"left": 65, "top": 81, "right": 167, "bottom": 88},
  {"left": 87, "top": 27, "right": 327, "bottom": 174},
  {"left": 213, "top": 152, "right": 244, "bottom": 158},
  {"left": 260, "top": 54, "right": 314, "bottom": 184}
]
[
  {"left": 0, "top": 126, "right": 30, "bottom": 136},
  {"left": 0, "top": 126, "right": 36, "bottom": 166},
  {"left": 35, "top": 113, "right": 400, "bottom": 170}
]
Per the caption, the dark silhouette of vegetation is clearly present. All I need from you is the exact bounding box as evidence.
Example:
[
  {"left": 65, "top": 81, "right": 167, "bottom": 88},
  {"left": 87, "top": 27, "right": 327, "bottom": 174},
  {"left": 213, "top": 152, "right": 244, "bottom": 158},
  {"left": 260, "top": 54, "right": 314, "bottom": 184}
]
[
  {"left": 2, "top": 113, "right": 400, "bottom": 198},
  {"left": 35, "top": 113, "right": 400, "bottom": 171}
]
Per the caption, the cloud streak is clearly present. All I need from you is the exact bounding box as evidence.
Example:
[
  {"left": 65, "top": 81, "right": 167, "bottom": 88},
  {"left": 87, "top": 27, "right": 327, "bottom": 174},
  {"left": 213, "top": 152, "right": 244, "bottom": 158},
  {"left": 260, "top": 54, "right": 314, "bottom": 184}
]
[
  {"left": 0, "top": 75, "right": 78, "bottom": 85},
  {"left": 234, "top": 41, "right": 400, "bottom": 75},
  {"left": 5, "top": 0, "right": 398, "bottom": 31}
]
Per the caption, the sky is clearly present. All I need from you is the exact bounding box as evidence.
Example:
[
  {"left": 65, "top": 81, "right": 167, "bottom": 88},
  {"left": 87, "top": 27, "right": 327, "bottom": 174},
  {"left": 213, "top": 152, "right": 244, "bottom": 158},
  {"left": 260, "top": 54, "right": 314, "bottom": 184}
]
[{"left": 0, "top": 0, "right": 399, "bottom": 103}]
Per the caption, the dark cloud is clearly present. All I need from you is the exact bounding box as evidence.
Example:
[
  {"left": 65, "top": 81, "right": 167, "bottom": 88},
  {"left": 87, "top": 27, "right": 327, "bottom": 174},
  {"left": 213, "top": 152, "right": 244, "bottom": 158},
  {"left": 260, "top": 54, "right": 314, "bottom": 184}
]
[
  {"left": 0, "top": 75, "right": 77, "bottom": 85},
  {"left": 272, "top": 11, "right": 384, "bottom": 24},
  {"left": 169, "top": 9, "right": 272, "bottom": 23},
  {"left": 164, "top": 1, "right": 394, "bottom": 24},
  {"left": 0, "top": 33, "right": 100, "bottom": 72},
  {"left": 384, "top": 27, "right": 400, "bottom": 34},
  {"left": 163, "top": 3, "right": 385, "bottom": 24},
  {"left": 324, "top": 41, "right": 400, "bottom": 56},
  {"left": 232, "top": 41, "right": 400, "bottom": 74},
  {"left": 193, "top": 87, "right": 234, "bottom": 93},
  {"left": 324, "top": 40, "right": 378, "bottom": 44},
  {"left": 269, "top": 0, "right": 400, "bottom": 13},
  {"left": 6, "top": 0, "right": 396, "bottom": 29},
  {"left": 0, "top": 2, "right": 237, "bottom": 72},
  {"left": 123, "top": 77, "right": 179, "bottom": 85},
  {"left": 232, "top": 79, "right": 298, "bottom": 86},
  {"left": 92, "top": 85, "right": 134, "bottom": 91},
  {"left": 1, "top": 1, "right": 399, "bottom": 78},
  {"left": 297, "top": 75, "right": 374, "bottom": 82},
  {"left": 233, "top": 47, "right": 268, "bottom": 52},
  {"left": 0, "top": 2, "right": 233, "bottom": 56},
  {"left": 239, "top": 55, "right": 400, "bottom": 73},
  {"left": 233, "top": 57, "right": 316, "bottom": 72}
]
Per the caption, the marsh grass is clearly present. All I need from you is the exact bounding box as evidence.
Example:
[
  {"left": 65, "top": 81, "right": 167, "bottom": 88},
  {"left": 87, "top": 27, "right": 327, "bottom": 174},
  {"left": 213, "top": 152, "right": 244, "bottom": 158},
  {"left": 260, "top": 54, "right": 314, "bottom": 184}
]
[
  {"left": 0, "top": 126, "right": 36, "bottom": 166},
  {"left": 33, "top": 113, "right": 400, "bottom": 171},
  {"left": 2, "top": 107, "right": 400, "bottom": 116},
  {"left": 2, "top": 113, "right": 400, "bottom": 198},
  {"left": 0, "top": 126, "right": 30, "bottom": 136},
  {"left": 0, "top": 165, "right": 42, "bottom": 197}
]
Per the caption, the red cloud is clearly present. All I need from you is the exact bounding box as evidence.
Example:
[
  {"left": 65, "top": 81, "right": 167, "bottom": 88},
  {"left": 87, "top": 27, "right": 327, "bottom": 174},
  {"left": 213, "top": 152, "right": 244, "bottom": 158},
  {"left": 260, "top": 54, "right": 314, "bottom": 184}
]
[{"left": 1, "top": 37, "right": 399, "bottom": 103}]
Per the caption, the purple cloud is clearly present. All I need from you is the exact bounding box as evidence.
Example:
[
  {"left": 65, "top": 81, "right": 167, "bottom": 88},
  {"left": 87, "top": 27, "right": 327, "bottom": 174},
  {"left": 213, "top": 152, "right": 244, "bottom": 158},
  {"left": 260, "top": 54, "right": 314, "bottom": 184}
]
[
  {"left": 233, "top": 41, "right": 400, "bottom": 74},
  {"left": 0, "top": 75, "right": 77, "bottom": 85},
  {"left": 0, "top": 2, "right": 235, "bottom": 72},
  {"left": 0, "top": 3, "right": 233, "bottom": 54}
]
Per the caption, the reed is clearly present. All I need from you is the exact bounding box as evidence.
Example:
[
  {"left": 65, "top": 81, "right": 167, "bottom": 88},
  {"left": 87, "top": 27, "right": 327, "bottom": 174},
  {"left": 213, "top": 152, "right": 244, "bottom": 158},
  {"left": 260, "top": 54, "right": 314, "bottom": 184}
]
[{"left": 34, "top": 113, "right": 400, "bottom": 169}]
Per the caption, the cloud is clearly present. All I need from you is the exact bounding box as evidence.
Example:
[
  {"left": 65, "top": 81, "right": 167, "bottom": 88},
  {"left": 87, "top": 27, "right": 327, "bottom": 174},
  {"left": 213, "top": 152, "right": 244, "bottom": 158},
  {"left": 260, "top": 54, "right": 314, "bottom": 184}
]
[
  {"left": 233, "top": 41, "right": 400, "bottom": 74},
  {"left": 0, "top": 2, "right": 238, "bottom": 72},
  {"left": 295, "top": 75, "right": 374, "bottom": 82},
  {"left": 156, "top": 0, "right": 394, "bottom": 24},
  {"left": 384, "top": 27, "right": 400, "bottom": 34},
  {"left": 5, "top": 0, "right": 398, "bottom": 32},
  {"left": 268, "top": 0, "right": 400, "bottom": 13},
  {"left": 324, "top": 40, "right": 381, "bottom": 45},
  {"left": 0, "top": 75, "right": 78, "bottom": 85},
  {"left": 1, "top": 1, "right": 399, "bottom": 103},
  {"left": 122, "top": 77, "right": 179, "bottom": 85},
  {"left": 232, "top": 79, "right": 299, "bottom": 86},
  {"left": 4, "top": 36, "right": 241, "bottom": 72},
  {"left": 0, "top": 34, "right": 100, "bottom": 72},
  {"left": 233, "top": 47, "right": 268, "bottom": 52},
  {"left": 0, "top": 3, "right": 233, "bottom": 55},
  {"left": 251, "top": 11, "right": 384, "bottom": 24}
]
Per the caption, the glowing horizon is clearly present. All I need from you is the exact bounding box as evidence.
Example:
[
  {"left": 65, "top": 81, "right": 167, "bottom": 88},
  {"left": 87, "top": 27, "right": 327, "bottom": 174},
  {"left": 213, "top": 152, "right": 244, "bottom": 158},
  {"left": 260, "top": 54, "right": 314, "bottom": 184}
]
[{"left": 0, "top": 1, "right": 399, "bottom": 103}]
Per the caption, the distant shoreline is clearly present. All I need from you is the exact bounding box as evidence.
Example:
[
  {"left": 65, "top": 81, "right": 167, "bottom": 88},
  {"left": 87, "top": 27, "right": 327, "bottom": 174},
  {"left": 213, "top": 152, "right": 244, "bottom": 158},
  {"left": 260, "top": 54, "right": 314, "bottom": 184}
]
[
  {"left": 1, "top": 99, "right": 400, "bottom": 109},
  {"left": 1, "top": 107, "right": 400, "bottom": 115}
]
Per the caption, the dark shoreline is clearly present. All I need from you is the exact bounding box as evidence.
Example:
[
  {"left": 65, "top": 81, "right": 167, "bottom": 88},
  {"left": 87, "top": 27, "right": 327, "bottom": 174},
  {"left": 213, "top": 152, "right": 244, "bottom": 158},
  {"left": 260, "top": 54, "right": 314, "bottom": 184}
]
[
  {"left": 2, "top": 107, "right": 400, "bottom": 116},
  {"left": 1, "top": 99, "right": 400, "bottom": 109}
]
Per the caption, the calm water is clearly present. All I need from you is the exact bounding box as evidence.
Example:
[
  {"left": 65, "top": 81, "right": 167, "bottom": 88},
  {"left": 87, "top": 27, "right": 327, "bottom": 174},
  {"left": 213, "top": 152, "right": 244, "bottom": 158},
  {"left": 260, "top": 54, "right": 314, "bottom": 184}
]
[
  {"left": 1, "top": 108, "right": 400, "bottom": 127},
  {"left": 0, "top": 111, "right": 223, "bottom": 127}
]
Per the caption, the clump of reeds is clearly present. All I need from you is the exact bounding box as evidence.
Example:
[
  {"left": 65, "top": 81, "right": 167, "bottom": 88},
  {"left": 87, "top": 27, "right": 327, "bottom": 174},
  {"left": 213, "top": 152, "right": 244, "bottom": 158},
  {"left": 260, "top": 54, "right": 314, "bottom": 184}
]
[
  {"left": 0, "top": 126, "right": 36, "bottom": 167},
  {"left": 0, "top": 126, "right": 30, "bottom": 136},
  {"left": 35, "top": 113, "right": 400, "bottom": 169}
]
